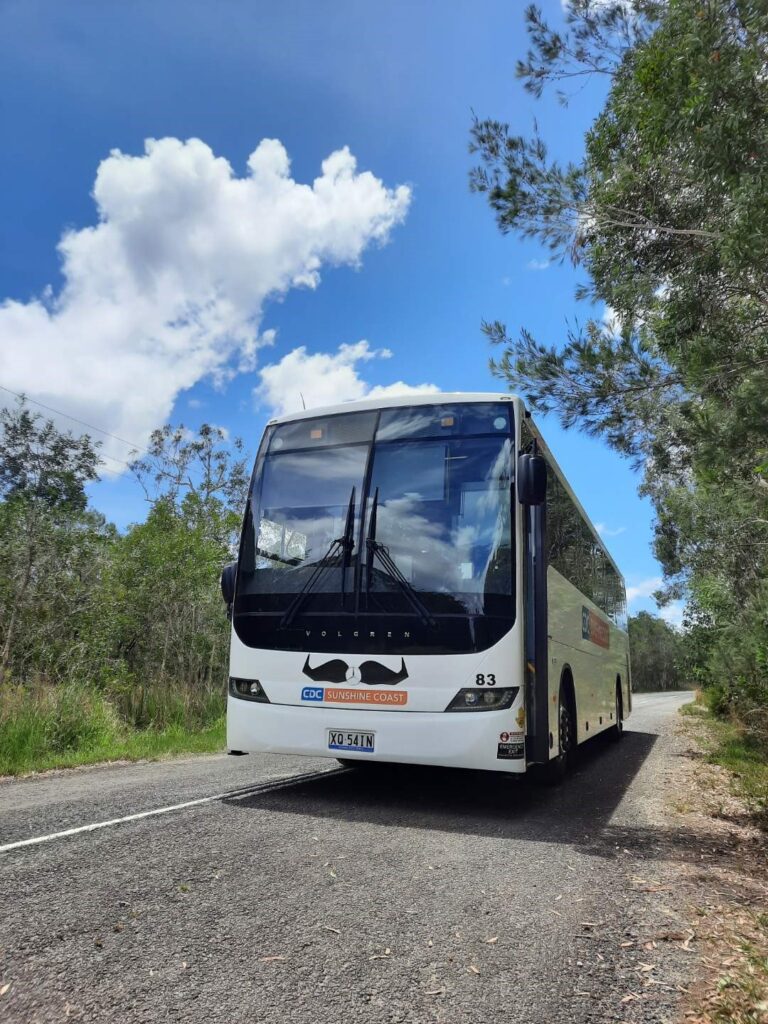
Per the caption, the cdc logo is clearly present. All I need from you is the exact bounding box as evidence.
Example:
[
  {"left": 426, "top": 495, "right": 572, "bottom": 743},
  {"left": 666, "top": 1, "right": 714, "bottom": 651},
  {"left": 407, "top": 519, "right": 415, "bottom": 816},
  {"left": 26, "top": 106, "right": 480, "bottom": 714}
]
[{"left": 301, "top": 686, "right": 324, "bottom": 703}]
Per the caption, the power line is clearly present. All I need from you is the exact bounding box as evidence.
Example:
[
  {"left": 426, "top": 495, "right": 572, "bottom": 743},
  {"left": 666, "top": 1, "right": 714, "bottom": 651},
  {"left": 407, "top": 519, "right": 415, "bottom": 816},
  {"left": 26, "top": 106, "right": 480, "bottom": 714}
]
[
  {"left": 97, "top": 452, "right": 139, "bottom": 470},
  {"left": 0, "top": 382, "right": 148, "bottom": 457}
]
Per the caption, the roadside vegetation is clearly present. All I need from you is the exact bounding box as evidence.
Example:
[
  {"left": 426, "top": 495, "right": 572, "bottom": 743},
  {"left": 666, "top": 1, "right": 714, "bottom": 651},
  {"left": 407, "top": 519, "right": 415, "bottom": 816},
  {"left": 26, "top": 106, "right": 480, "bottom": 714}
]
[
  {"left": 628, "top": 611, "right": 686, "bottom": 692},
  {"left": 677, "top": 696, "right": 768, "bottom": 1022},
  {"left": 471, "top": 0, "right": 768, "bottom": 755},
  {"left": 0, "top": 682, "right": 225, "bottom": 776},
  {"left": 682, "top": 695, "right": 768, "bottom": 826},
  {"left": 0, "top": 401, "right": 245, "bottom": 775}
]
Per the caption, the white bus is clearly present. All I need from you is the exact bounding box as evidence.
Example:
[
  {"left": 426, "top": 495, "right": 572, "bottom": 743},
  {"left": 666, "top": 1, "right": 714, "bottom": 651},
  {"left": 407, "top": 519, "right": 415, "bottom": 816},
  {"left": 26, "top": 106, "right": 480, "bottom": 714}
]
[{"left": 222, "top": 393, "right": 630, "bottom": 780}]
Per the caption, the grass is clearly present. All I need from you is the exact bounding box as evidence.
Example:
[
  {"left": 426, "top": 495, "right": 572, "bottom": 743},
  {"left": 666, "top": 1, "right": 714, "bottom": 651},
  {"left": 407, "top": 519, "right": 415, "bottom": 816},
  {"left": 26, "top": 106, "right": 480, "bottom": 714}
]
[
  {"left": 0, "top": 681, "right": 226, "bottom": 777},
  {"left": 682, "top": 695, "right": 768, "bottom": 820}
]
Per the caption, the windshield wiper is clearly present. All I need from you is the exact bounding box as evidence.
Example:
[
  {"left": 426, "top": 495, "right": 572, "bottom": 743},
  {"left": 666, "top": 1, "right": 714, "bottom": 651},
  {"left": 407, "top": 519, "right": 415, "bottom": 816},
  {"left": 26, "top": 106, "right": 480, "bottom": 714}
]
[
  {"left": 279, "top": 487, "right": 356, "bottom": 629},
  {"left": 365, "top": 488, "right": 436, "bottom": 629}
]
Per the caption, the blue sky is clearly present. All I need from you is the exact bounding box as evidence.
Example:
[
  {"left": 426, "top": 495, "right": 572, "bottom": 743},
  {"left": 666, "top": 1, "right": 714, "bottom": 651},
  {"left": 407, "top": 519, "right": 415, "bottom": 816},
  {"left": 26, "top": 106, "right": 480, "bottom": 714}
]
[{"left": 0, "top": 0, "right": 671, "bottom": 622}]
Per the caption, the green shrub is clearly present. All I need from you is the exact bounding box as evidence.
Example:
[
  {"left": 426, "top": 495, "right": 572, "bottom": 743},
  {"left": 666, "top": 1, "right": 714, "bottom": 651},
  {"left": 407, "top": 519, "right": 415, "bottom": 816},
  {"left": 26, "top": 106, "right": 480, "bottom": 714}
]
[
  {"left": 0, "top": 680, "right": 226, "bottom": 775},
  {"left": 0, "top": 682, "right": 120, "bottom": 774},
  {"left": 103, "top": 676, "right": 225, "bottom": 731},
  {"left": 704, "top": 681, "right": 734, "bottom": 719},
  {"left": 46, "top": 684, "right": 121, "bottom": 753}
]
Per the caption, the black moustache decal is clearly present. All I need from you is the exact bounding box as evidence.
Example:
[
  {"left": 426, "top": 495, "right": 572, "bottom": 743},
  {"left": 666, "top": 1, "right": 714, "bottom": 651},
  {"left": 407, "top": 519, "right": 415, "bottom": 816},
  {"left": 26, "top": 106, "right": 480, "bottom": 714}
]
[
  {"left": 302, "top": 656, "right": 348, "bottom": 684},
  {"left": 358, "top": 658, "right": 408, "bottom": 685},
  {"left": 302, "top": 655, "right": 408, "bottom": 686}
]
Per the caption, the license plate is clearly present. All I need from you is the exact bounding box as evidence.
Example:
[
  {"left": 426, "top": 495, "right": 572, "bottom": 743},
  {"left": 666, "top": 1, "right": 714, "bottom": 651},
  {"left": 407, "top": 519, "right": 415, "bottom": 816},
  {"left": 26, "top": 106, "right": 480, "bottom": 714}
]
[{"left": 327, "top": 730, "right": 375, "bottom": 754}]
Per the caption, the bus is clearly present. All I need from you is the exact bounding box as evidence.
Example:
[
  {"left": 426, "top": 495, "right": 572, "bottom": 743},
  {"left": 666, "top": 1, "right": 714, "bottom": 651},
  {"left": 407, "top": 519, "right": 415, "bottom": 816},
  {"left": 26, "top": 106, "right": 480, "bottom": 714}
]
[{"left": 221, "top": 393, "right": 630, "bottom": 780}]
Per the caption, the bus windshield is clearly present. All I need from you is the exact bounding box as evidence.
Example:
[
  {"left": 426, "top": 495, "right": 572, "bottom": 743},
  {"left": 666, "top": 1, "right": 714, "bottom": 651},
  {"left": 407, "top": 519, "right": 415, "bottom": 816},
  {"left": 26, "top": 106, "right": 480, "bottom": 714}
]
[
  {"left": 235, "top": 403, "right": 515, "bottom": 653},
  {"left": 364, "top": 437, "right": 512, "bottom": 615}
]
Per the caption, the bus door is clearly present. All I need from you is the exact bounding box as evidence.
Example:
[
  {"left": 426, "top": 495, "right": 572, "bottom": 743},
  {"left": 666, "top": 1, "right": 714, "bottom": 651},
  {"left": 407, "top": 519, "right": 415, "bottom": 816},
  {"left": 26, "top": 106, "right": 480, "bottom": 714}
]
[{"left": 523, "top": 467, "right": 550, "bottom": 765}]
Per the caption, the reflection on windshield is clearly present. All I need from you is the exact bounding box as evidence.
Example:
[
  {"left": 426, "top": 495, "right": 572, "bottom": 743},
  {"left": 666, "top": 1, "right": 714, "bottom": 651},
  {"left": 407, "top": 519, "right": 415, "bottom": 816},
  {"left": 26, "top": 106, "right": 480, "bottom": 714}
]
[
  {"left": 234, "top": 406, "right": 516, "bottom": 651},
  {"left": 239, "top": 434, "right": 513, "bottom": 616},
  {"left": 239, "top": 446, "right": 367, "bottom": 593},
  {"left": 258, "top": 519, "right": 308, "bottom": 565},
  {"left": 365, "top": 438, "right": 512, "bottom": 615}
]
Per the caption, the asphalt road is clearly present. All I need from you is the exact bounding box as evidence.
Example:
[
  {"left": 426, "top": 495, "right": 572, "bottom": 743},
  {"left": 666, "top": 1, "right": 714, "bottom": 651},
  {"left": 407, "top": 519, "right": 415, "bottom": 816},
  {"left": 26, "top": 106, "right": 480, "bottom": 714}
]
[{"left": 0, "top": 692, "right": 695, "bottom": 1024}]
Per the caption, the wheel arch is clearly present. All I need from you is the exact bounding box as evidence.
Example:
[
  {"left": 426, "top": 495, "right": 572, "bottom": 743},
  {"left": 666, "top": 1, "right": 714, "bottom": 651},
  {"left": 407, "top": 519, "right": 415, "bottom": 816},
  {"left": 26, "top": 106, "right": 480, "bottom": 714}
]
[
  {"left": 616, "top": 673, "right": 624, "bottom": 720},
  {"left": 560, "top": 664, "right": 576, "bottom": 719},
  {"left": 554, "top": 664, "right": 577, "bottom": 760}
]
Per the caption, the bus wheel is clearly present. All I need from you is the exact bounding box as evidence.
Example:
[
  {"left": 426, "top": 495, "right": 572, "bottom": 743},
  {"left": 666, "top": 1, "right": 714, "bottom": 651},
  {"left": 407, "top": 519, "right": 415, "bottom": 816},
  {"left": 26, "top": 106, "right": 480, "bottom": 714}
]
[
  {"left": 612, "top": 684, "right": 624, "bottom": 741},
  {"left": 541, "top": 684, "right": 575, "bottom": 784}
]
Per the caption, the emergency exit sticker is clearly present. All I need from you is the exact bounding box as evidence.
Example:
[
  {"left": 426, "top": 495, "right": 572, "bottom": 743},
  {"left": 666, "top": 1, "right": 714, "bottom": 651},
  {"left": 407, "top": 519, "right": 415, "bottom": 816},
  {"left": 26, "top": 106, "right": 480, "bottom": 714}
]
[
  {"left": 582, "top": 607, "right": 610, "bottom": 649},
  {"left": 497, "top": 731, "right": 525, "bottom": 759}
]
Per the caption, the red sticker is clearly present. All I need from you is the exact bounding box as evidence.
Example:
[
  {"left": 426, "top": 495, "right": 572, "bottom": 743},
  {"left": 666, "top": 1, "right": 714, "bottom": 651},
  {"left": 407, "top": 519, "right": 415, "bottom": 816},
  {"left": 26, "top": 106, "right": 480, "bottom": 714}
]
[{"left": 582, "top": 607, "right": 610, "bottom": 649}]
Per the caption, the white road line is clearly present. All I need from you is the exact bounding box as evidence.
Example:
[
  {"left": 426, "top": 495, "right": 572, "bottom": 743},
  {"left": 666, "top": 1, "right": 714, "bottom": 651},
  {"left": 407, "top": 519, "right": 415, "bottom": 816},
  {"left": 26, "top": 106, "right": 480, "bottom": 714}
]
[{"left": 0, "top": 767, "right": 344, "bottom": 855}]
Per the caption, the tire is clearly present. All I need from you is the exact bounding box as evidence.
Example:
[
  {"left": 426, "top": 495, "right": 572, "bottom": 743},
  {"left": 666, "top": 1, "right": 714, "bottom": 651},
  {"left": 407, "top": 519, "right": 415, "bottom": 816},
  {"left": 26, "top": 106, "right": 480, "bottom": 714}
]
[
  {"left": 541, "top": 683, "right": 575, "bottom": 784},
  {"left": 612, "top": 684, "right": 624, "bottom": 741}
]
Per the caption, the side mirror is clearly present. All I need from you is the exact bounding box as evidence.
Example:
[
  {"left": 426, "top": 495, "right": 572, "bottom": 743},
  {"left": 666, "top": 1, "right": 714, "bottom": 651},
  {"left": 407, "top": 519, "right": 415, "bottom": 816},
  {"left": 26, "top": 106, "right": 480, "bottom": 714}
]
[
  {"left": 221, "top": 561, "right": 237, "bottom": 608},
  {"left": 517, "top": 453, "right": 547, "bottom": 505}
]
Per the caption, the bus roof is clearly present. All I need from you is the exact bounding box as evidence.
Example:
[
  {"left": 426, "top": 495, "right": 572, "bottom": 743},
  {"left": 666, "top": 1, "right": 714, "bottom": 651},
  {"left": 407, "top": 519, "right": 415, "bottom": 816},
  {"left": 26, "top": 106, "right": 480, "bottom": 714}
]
[{"left": 266, "top": 392, "right": 518, "bottom": 425}]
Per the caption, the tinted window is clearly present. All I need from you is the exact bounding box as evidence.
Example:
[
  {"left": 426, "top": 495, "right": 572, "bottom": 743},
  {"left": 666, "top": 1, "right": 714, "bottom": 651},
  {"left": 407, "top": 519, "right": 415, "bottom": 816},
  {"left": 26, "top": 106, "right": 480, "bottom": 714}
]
[
  {"left": 239, "top": 446, "right": 367, "bottom": 594},
  {"left": 268, "top": 411, "right": 378, "bottom": 452},
  {"left": 234, "top": 404, "right": 517, "bottom": 654},
  {"left": 366, "top": 437, "right": 513, "bottom": 615},
  {"left": 377, "top": 403, "right": 511, "bottom": 441},
  {"left": 543, "top": 449, "right": 627, "bottom": 630}
]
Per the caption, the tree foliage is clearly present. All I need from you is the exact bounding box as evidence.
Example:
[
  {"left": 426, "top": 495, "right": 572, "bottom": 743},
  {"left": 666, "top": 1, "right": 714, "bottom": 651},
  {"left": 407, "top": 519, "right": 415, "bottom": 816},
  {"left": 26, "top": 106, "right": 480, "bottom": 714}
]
[
  {"left": 0, "top": 402, "right": 248, "bottom": 734},
  {"left": 0, "top": 401, "right": 112, "bottom": 682},
  {"left": 130, "top": 422, "right": 248, "bottom": 526},
  {"left": 472, "top": 0, "right": 768, "bottom": 734},
  {"left": 628, "top": 611, "right": 685, "bottom": 691}
]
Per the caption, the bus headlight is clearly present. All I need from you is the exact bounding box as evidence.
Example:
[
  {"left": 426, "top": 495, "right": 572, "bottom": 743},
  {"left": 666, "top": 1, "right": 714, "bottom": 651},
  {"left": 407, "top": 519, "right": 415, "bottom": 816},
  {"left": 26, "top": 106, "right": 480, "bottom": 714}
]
[
  {"left": 444, "top": 687, "right": 518, "bottom": 712},
  {"left": 229, "top": 678, "right": 270, "bottom": 703}
]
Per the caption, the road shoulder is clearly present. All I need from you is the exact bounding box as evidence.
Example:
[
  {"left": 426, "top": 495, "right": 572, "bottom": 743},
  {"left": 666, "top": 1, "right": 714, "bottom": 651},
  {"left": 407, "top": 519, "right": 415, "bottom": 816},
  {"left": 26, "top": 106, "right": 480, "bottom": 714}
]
[{"left": 670, "top": 705, "right": 768, "bottom": 1023}]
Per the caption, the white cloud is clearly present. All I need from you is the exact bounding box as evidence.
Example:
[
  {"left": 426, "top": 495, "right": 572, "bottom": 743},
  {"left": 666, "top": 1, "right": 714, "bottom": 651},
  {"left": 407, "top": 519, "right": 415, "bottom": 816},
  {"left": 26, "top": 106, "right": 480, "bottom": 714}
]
[
  {"left": 255, "top": 340, "right": 439, "bottom": 418},
  {"left": 658, "top": 601, "right": 685, "bottom": 629},
  {"left": 527, "top": 259, "right": 551, "bottom": 271},
  {"left": 625, "top": 576, "right": 686, "bottom": 628},
  {"left": 595, "top": 521, "right": 626, "bottom": 538},
  {"left": 0, "top": 137, "right": 410, "bottom": 470},
  {"left": 625, "top": 576, "right": 662, "bottom": 605},
  {"left": 561, "top": 0, "right": 637, "bottom": 12},
  {"left": 603, "top": 304, "right": 622, "bottom": 337}
]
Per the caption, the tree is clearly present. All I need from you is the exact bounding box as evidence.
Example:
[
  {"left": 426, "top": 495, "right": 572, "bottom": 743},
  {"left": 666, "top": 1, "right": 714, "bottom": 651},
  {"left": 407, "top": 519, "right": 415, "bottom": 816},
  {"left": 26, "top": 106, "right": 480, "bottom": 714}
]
[
  {"left": 470, "top": 1, "right": 768, "bottom": 480},
  {"left": 628, "top": 612, "right": 684, "bottom": 691},
  {"left": 95, "top": 497, "right": 230, "bottom": 722},
  {"left": 130, "top": 422, "right": 249, "bottom": 540},
  {"left": 90, "top": 422, "right": 252, "bottom": 720},
  {"left": 0, "top": 398, "right": 101, "bottom": 509},
  {"left": 0, "top": 400, "right": 111, "bottom": 681},
  {"left": 470, "top": 0, "right": 768, "bottom": 729}
]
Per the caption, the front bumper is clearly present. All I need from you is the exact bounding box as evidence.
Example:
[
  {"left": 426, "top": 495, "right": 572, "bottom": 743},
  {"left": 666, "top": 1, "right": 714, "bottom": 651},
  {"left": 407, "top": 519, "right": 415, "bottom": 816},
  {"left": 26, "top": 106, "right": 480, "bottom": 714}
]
[{"left": 226, "top": 697, "right": 526, "bottom": 773}]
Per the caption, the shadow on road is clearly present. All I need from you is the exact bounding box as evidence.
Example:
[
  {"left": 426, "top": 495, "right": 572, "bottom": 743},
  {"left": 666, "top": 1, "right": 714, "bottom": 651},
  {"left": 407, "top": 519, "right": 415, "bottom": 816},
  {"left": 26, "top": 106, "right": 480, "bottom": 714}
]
[{"left": 222, "top": 728, "right": 714, "bottom": 860}]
